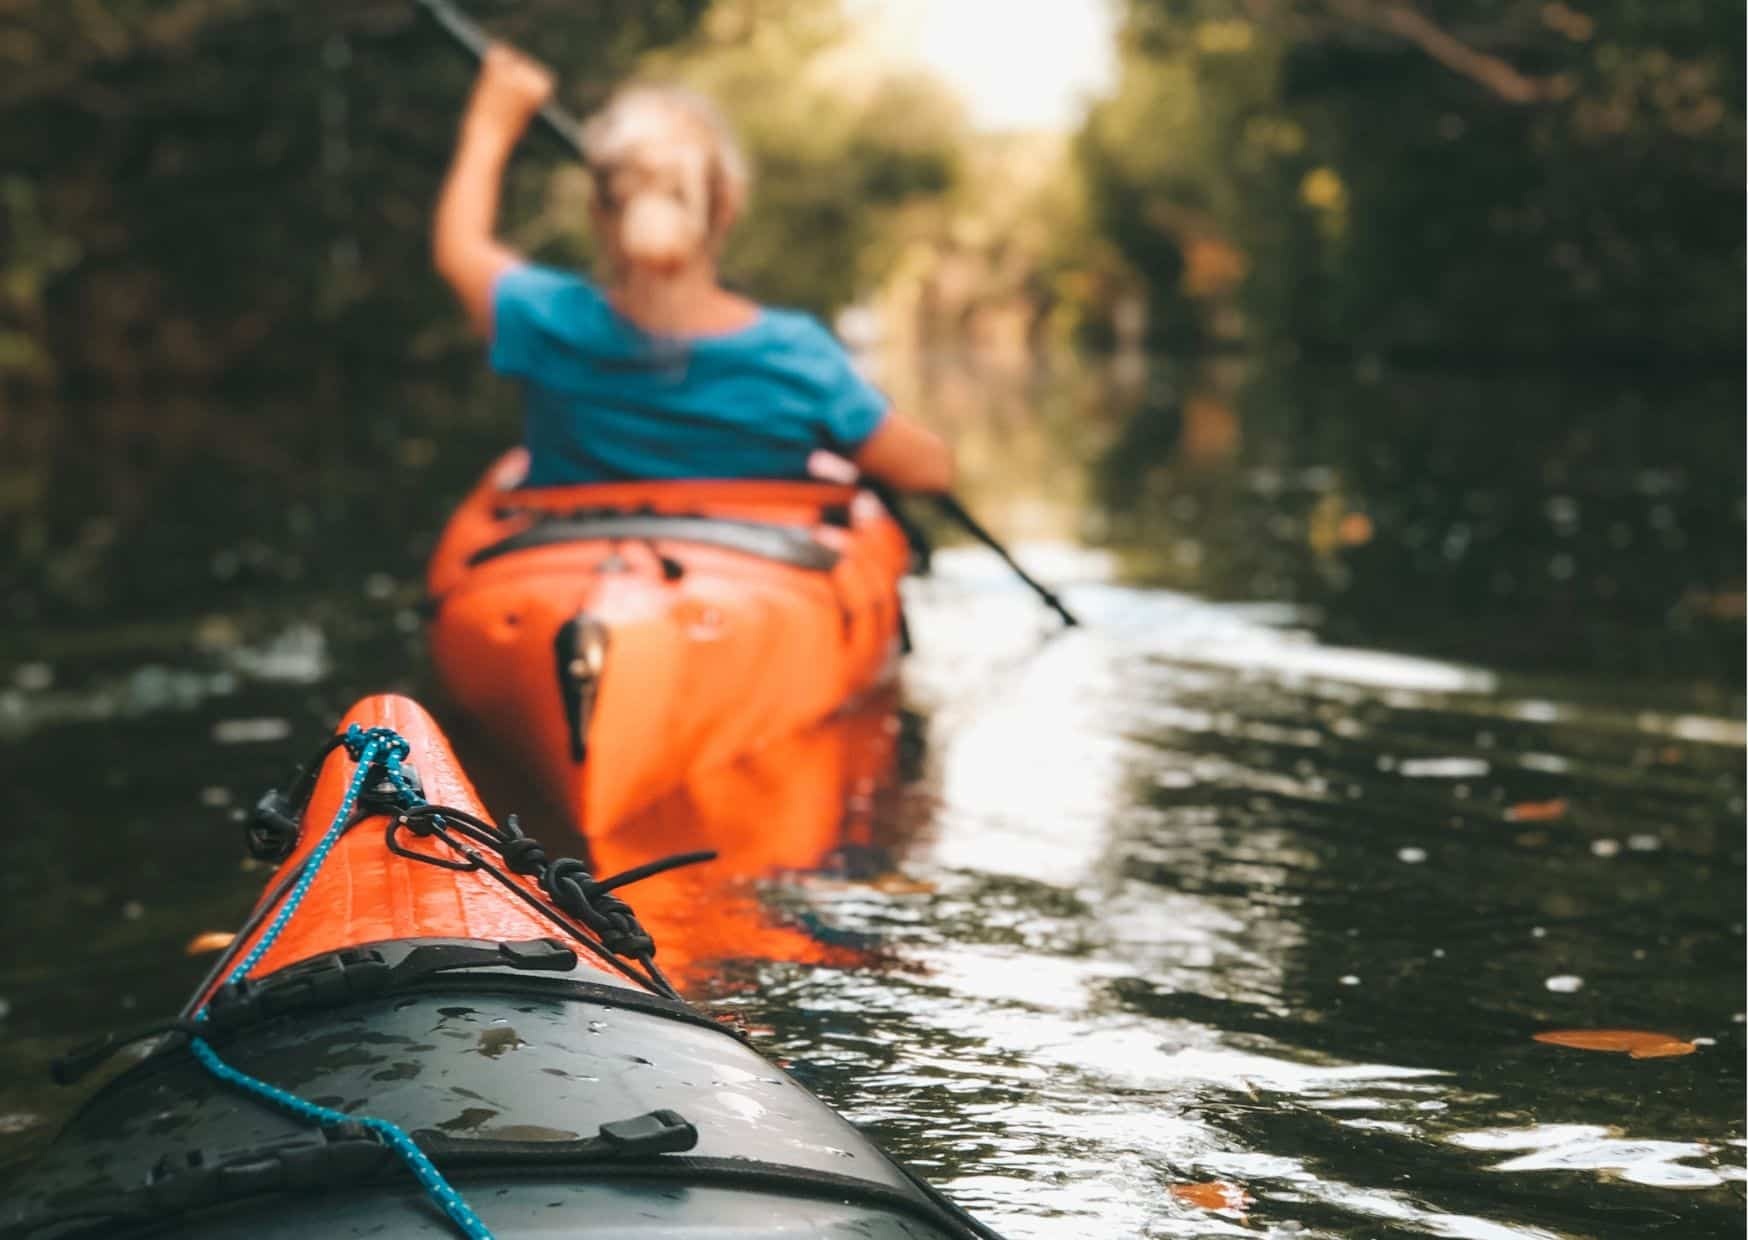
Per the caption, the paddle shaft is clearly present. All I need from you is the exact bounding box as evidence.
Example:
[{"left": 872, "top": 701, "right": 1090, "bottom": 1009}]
[
  {"left": 416, "top": 0, "right": 591, "bottom": 164},
  {"left": 933, "top": 494, "right": 1079, "bottom": 626},
  {"left": 418, "top": 0, "right": 1077, "bottom": 628}
]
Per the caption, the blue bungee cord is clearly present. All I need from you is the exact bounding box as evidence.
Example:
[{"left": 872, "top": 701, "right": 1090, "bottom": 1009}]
[{"left": 186, "top": 724, "right": 495, "bottom": 1240}]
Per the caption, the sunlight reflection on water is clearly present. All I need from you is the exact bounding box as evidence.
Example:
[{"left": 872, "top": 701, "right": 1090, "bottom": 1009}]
[{"left": 752, "top": 541, "right": 1746, "bottom": 1238}]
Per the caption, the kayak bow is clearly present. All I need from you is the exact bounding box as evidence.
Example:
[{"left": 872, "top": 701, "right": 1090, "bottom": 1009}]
[{"left": 3, "top": 694, "right": 996, "bottom": 1239}]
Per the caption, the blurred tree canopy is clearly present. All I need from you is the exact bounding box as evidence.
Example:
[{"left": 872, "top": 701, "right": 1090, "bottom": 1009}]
[
  {"left": 1078, "top": 0, "right": 1745, "bottom": 360},
  {"left": 5, "top": 0, "right": 1739, "bottom": 399},
  {"left": 638, "top": 0, "right": 967, "bottom": 313},
  {"left": 0, "top": 0, "right": 965, "bottom": 401},
  {"left": 0, "top": 0, "right": 714, "bottom": 398}
]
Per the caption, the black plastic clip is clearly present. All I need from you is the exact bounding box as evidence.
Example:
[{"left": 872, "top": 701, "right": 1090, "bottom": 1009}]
[
  {"left": 53, "top": 939, "right": 580, "bottom": 1084},
  {"left": 201, "top": 938, "right": 578, "bottom": 1034},
  {"left": 597, "top": 1109, "right": 697, "bottom": 1154},
  {"left": 145, "top": 1124, "right": 391, "bottom": 1212},
  {"left": 246, "top": 788, "right": 302, "bottom": 862},
  {"left": 203, "top": 945, "right": 394, "bottom": 1032},
  {"left": 412, "top": 1107, "right": 697, "bottom": 1165}
]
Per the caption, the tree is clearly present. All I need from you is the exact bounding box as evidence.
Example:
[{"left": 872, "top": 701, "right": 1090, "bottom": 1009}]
[
  {"left": 0, "top": 0, "right": 710, "bottom": 396},
  {"left": 1079, "top": 0, "right": 1744, "bottom": 359},
  {"left": 637, "top": 0, "right": 967, "bottom": 314}
]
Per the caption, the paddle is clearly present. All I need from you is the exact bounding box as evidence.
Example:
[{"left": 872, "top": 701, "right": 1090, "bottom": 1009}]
[
  {"left": 858, "top": 481, "right": 1078, "bottom": 625},
  {"left": 416, "top": 0, "right": 1080, "bottom": 628},
  {"left": 416, "top": 0, "right": 592, "bottom": 162},
  {"left": 931, "top": 494, "right": 1079, "bottom": 626}
]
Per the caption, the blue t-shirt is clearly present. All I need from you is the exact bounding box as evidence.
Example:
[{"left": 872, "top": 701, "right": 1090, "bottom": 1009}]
[{"left": 489, "top": 264, "right": 889, "bottom": 487}]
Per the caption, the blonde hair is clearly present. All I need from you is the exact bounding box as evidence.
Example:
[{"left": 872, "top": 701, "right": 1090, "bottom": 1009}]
[{"left": 580, "top": 85, "right": 750, "bottom": 268}]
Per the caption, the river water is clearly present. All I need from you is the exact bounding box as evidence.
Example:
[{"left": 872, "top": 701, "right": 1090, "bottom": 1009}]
[{"left": 0, "top": 351, "right": 1742, "bottom": 1238}]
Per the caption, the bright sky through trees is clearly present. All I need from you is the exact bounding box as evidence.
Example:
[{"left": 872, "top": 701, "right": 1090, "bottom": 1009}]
[{"left": 847, "top": 0, "right": 1118, "bottom": 132}]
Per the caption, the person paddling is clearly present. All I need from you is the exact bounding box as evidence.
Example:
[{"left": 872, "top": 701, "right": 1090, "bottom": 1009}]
[{"left": 432, "top": 45, "right": 955, "bottom": 493}]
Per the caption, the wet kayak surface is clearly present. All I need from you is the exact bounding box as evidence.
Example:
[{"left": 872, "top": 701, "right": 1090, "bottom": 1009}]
[{"left": 1, "top": 356, "right": 1742, "bottom": 1238}]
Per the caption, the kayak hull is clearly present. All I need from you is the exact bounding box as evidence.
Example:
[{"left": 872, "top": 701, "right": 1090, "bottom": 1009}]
[
  {"left": 426, "top": 451, "right": 911, "bottom": 834},
  {"left": 0, "top": 696, "right": 981, "bottom": 1240}
]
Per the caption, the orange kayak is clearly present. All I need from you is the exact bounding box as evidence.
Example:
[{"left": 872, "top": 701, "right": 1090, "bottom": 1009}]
[
  {"left": 8, "top": 695, "right": 995, "bottom": 1239},
  {"left": 426, "top": 450, "right": 911, "bottom": 834}
]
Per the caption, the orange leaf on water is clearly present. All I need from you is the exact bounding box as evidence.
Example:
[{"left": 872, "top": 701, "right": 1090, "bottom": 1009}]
[
  {"left": 1533, "top": 1029, "right": 1698, "bottom": 1058},
  {"left": 1170, "top": 1181, "right": 1252, "bottom": 1212},
  {"left": 1505, "top": 798, "right": 1569, "bottom": 823},
  {"left": 1337, "top": 512, "right": 1374, "bottom": 546},
  {"left": 870, "top": 872, "right": 936, "bottom": 895},
  {"left": 184, "top": 931, "right": 236, "bottom": 955}
]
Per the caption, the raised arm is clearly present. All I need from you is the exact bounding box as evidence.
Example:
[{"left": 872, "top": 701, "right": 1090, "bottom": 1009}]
[
  {"left": 433, "top": 45, "right": 554, "bottom": 338},
  {"left": 852, "top": 412, "right": 956, "bottom": 494}
]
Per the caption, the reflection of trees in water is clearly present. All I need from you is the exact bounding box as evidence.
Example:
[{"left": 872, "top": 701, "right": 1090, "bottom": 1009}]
[
  {"left": 1087, "top": 354, "right": 1744, "bottom": 684},
  {"left": 857, "top": 342, "right": 1740, "bottom": 686},
  {"left": 1100, "top": 667, "right": 1745, "bottom": 1236},
  {"left": 2, "top": 369, "right": 514, "bottom": 631},
  {"left": 1077, "top": 447, "right": 1745, "bottom": 1230}
]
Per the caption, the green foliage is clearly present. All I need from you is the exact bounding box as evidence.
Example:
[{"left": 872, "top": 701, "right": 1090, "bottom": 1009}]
[
  {"left": 0, "top": 0, "right": 971, "bottom": 395},
  {"left": 639, "top": 0, "right": 967, "bottom": 314},
  {"left": 0, "top": 0, "right": 709, "bottom": 395},
  {"left": 1080, "top": 0, "right": 1745, "bottom": 359}
]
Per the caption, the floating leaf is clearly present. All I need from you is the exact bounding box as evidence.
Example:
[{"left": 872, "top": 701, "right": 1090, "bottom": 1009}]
[
  {"left": 870, "top": 872, "right": 936, "bottom": 895},
  {"left": 1169, "top": 1181, "right": 1251, "bottom": 1212},
  {"left": 1337, "top": 512, "right": 1374, "bottom": 546},
  {"left": 185, "top": 931, "right": 236, "bottom": 955},
  {"left": 1533, "top": 1029, "right": 1698, "bottom": 1059},
  {"left": 1506, "top": 798, "right": 1568, "bottom": 823}
]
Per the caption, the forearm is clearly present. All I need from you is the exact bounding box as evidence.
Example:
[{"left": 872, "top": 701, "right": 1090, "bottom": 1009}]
[
  {"left": 852, "top": 413, "right": 956, "bottom": 494},
  {"left": 435, "top": 118, "right": 516, "bottom": 270},
  {"left": 431, "top": 44, "right": 552, "bottom": 335},
  {"left": 433, "top": 110, "right": 524, "bottom": 334}
]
